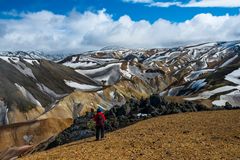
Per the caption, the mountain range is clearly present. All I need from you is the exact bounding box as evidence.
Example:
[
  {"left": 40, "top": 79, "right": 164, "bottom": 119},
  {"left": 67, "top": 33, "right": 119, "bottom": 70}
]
[{"left": 0, "top": 40, "right": 240, "bottom": 153}]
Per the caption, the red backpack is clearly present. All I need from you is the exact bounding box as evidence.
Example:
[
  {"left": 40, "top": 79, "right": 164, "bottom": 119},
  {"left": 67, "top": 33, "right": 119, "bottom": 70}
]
[{"left": 96, "top": 114, "right": 104, "bottom": 126}]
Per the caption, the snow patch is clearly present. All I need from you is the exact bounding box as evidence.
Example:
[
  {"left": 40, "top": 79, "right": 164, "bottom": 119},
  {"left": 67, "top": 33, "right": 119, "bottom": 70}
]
[
  {"left": 137, "top": 113, "right": 148, "bottom": 118},
  {"left": 15, "top": 83, "right": 42, "bottom": 107},
  {"left": 185, "top": 85, "right": 240, "bottom": 101},
  {"left": 7, "top": 57, "right": 36, "bottom": 79},
  {"left": 110, "top": 91, "right": 115, "bottom": 99},
  {"left": 212, "top": 100, "right": 228, "bottom": 106},
  {"left": 0, "top": 56, "right": 11, "bottom": 63},
  {"left": 189, "top": 79, "right": 207, "bottom": 91},
  {"left": 23, "top": 59, "right": 39, "bottom": 65},
  {"left": 97, "top": 90, "right": 104, "bottom": 95},
  {"left": 120, "top": 63, "right": 132, "bottom": 79},
  {"left": 76, "top": 63, "right": 121, "bottom": 85},
  {"left": 120, "top": 69, "right": 132, "bottom": 79},
  {"left": 213, "top": 90, "right": 240, "bottom": 107},
  {"left": 76, "top": 63, "right": 120, "bottom": 75},
  {"left": 63, "top": 61, "right": 98, "bottom": 68},
  {"left": 225, "top": 67, "right": 240, "bottom": 85},
  {"left": 128, "top": 64, "right": 142, "bottom": 76},
  {"left": 64, "top": 80, "right": 102, "bottom": 91},
  {"left": 159, "top": 91, "right": 167, "bottom": 97},
  {"left": 37, "top": 83, "right": 66, "bottom": 99},
  {"left": 185, "top": 69, "right": 215, "bottom": 81},
  {"left": 168, "top": 86, "right": 184, "bottom": 96},
  {"left": 220, "top": 55, "right": 238, "bottom": 68}
]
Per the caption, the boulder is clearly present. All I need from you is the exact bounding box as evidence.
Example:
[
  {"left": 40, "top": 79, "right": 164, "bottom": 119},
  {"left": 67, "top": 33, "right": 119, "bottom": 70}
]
[
  {"left": 140, "top": 104, "right": 156, "bottom": 114},
  {"left": 116, "top": 104, "right": 131, "bottom": 116},
  {"left": 150, "top": 94, "right": 161, "bottom": 107}
]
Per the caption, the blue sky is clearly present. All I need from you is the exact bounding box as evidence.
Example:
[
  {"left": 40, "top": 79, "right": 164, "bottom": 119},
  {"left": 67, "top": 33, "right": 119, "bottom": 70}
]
[
  {"left": 0, "top": 0, "right": 239, "bottom": 53},
  {"left": 0, "top": 0, "right": 239, "bottom": 22}
]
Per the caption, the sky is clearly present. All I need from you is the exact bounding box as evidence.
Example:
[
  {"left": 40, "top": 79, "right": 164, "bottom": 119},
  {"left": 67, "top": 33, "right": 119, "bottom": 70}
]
[{"left": 0, "top": 0, "right": 240, "bottom": 54}]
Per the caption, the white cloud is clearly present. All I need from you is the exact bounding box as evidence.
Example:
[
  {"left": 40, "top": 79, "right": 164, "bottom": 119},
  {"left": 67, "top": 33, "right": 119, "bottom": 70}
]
[
  {"left": 124, "top": 0, "right": 240, "bottom": 8},
  {"left": 123, "top": 0, "right": 153, "bottom": 3},
  {"left": 0, "top": 10, "right": 239, "bottom": 54},
  {"left": 184, "top": 0, "right": 240, "bottom": 8},
  {"left": 148, "top": 2, "right": 181, "bottom": 7}
]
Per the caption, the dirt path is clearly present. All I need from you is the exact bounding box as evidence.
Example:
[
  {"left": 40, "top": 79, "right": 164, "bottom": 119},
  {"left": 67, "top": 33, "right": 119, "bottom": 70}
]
[{"left": 21, "top": 110, "right": 240, "bottom": 160}]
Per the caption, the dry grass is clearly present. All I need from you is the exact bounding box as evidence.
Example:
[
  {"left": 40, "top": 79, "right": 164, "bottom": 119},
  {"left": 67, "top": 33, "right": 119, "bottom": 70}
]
[{"left": 21, "top": 110, "right": 240, "bottom": 160}]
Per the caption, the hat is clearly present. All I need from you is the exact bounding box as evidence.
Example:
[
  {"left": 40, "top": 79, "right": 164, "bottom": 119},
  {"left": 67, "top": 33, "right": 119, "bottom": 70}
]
[{"left": 97, "top": 107, "right": 102, "bottom": 113}]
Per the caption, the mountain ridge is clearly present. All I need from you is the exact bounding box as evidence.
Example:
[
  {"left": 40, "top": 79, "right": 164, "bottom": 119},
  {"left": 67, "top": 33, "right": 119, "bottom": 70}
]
[{"left": 0, "top": 40, "right": 240, "bottom": 156}]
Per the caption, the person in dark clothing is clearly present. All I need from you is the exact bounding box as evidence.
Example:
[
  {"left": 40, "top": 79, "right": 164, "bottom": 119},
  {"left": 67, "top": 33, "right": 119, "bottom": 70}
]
[{"left": 93, "top": 107, "right": 106, "bottom": 141}]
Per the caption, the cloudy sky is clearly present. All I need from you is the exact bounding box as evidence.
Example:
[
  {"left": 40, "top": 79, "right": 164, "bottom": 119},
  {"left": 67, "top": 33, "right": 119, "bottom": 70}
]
[{"left": 0, "top": 0, "right": 240, "bottom": 54}]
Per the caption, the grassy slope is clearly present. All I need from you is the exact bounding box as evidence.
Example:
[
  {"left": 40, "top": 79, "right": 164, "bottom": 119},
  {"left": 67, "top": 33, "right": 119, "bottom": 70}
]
[{"left": 21, "top": 110, "right": 240, "bottom": 160}]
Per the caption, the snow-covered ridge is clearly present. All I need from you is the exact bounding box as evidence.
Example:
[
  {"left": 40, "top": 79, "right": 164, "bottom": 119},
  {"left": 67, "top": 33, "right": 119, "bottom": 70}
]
[
  {"left": 76, "top": 63, "right": 122, "bottom": 85},
  {"left": 0, "top": 51, "right": 46, "bottom": 59},
  {"left": 0, "top": 56, "right": 37, "bottom": 79},
  {"left": 0, "top": 51, "right": 45, "bottom": 70},
  {"left": 185, "top": 72, "right": 240, "bottom": 106}
]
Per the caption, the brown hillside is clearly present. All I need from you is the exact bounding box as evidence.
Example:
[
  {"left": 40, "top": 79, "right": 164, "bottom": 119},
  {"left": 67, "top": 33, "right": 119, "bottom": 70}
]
[
  {"left": 21, "top": 110, "right": 240, "bottom": 160},
  {"left": 0, "top": 118, "right": 72, "bottom": 153}
]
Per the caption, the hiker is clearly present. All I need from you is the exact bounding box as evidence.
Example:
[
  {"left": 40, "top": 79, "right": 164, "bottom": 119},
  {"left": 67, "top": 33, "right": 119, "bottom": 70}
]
[{"left": 93, "top": 107, "right": 106, "bottom": 140}]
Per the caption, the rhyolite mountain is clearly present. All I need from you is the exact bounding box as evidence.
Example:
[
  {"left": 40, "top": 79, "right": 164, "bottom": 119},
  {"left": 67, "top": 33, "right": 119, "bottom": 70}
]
[{"left": 0, "top": 41, "right": 240, "bottom": 152}]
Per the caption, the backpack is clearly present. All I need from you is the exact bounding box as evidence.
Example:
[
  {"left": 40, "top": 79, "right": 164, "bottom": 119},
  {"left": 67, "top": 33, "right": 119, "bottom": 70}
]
[{"left": 96, "top": 114, "right": 104, "bottom": 126}]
